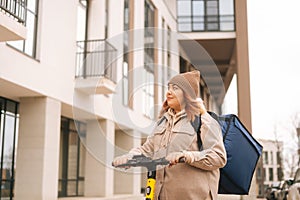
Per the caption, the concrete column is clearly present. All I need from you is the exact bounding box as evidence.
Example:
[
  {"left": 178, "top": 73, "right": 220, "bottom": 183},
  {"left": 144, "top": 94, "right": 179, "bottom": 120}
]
[
  {"left": 84, "top": 119, "right": 115, "bottom": 197},
  {"left": 114, "top": 130, "right": 142, "bottom": 195},
  {"left": 132, "top": 0, "right": 145, "bottom": 113},
  {"left": 235, "top": 1, "right": 255, "bottom": 200},
  {"left": 235, "top": 0, "right": 252, "bottom": 133},
  {"left": 15, "top": 97, "right": 61, "bottom": 200}
]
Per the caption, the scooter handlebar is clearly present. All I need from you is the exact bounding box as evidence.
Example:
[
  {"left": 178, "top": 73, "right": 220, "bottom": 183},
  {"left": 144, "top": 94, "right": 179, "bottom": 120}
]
[{"left": 113, "top": 154, "right": 185, "bottom": 169}]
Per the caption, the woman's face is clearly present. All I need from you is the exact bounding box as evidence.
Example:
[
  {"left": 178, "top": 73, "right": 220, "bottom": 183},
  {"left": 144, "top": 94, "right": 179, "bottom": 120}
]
[{"left": 166, "top": 84, "right": 185, "bottom": 113}]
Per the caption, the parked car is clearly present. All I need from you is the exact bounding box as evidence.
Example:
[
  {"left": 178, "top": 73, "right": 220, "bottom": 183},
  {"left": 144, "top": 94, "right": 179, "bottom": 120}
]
[
  {"left": 275, "top": 179, "right": 294, "bottom": 200},
  {"left": 266, "top": 181, "right": 283, "bottom": 200},
  {"left": 287, "top": 168, "right": 300, "bottom": 200}
]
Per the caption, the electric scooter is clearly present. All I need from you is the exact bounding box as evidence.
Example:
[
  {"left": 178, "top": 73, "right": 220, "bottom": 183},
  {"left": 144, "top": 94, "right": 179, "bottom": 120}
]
[{"left": 113, "top": 155, "right": 172, "bottom": 200}]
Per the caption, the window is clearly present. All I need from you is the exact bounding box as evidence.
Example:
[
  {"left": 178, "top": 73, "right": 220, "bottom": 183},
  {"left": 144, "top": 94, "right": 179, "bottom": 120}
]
[
  {"left": 143, "top": 0, "right": 155, "bottom": 119},
  {"left": 259, "top": 184, "right": 264, "bottom": 196},
  {"left": 270, "top": 151, "right": 273, "bottom": 165},
  {"left": 177, "top": 0, "right": 235, "bottom": 32},
  {"left": 76, "top": 0, "right": 88, "bottom": 77},
  {"left": 105, "top": 0, "right": 109, "bottom": 38},
  {"left": 7, "top": 0, "right": 39, "bottom": 58},
  {"left": 77, "top": 0, "right": 87, "bottom": 41},
  {"left": 161, "top": 19, "right": 169, "bottom": 102},
  {"left": 58, "top": 117, "right": 86, "bottom": 197},
  {"left": 276, "top": 151, "right": 280, "bottom": 165},
  {"left": 256, "top": 167, "right": 262, "bottom": 179},
  {"left": 123, "top": 0, "right": 130, "bottom": 106},
  {"left": 0, "top": 97, "right": 19, "bottom": 199},
  {"left": 122, "top": 59, "right": 129, "bottom": 106},
  {"left": 75, "top": 0, "right": 117, "bottom": 81},
  {"left": 263, "top": 151, "right": 268, "bottom": 165},
  {"left": 161, "top": 18, "right": 165, "bottom": 102},
  {"left": 277, "top": 167, "right": 283, "bottom": 181},
  {"left": 167, "top": 26, "right": 171, "bottom": 79},
  {"left": 269, "top": 168, "right": 273, "bottom": 181}
]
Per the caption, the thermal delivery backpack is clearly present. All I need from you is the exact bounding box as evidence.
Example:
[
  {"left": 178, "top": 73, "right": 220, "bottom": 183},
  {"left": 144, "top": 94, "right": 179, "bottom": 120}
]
[{"left": 192, "top": 112, "right": 263, "bottom": 195}]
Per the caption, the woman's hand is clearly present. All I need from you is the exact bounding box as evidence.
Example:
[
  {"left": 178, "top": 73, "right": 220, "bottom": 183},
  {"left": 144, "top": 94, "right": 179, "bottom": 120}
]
[
  {"left": 166, "top": 151, "right": 195, "bottom": 167},
  {"left": 112, "top": 154, "right": 134, "bottom": 168}
]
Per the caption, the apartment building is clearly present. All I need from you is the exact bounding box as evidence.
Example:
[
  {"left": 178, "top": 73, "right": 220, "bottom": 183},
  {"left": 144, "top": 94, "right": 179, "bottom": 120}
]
[
  {"left": 255, "top": 139, "right": 284, "bottom": 198},
  {"left": 0, "top": 0, "right": 252, "bottom": 200}
]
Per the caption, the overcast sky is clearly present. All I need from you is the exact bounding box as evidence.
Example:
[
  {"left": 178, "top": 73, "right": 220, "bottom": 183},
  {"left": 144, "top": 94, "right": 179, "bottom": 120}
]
[{"left": 246, "top": 0, "right": 300, "bottom": 141}]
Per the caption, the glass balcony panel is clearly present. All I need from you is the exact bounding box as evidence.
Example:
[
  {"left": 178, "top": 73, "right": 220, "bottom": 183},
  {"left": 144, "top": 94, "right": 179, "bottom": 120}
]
[
  {"left": 67, "top": 181, "right": 77, "bottom": 196},
  {"left": 219, "top": 0, "right": 234, "bottom": 15},
  {"left": 220, "top": 15, "right": 234, "bottom": 30},
  {"left": 207, "top": 23, "right": 219, "bottom": 30},
  {"left": 178, "top": 0, "right": 191, "bottom": 16},
  {"left": 192, "top": 1, "right": 204, "bottom": 16},
  {"left": 78, "top": 180, "right": 84, "bottom": 196},
  {"left": 206, "top": 16, "right": 218, "bottom": 22},
  {"left": 178, "top": 24, "right": 192, "bottom": 32},
  {"left": 206, "top": 1, "right": 218, "bottom": 7},
  {"left": 178, "top": 16, "right": 192, "bottom": 32},
  {"left": 193, "top": 23, "right": 204, "bottom": 31},
  {"left": 193, "top": 16, "right": 204, "bottom": 31},
  {"left": 177, "top": 0, "right": 235, "bottom": 32},
  {"left": 206, "top": 8, "right": 218, "bottom": 15}
]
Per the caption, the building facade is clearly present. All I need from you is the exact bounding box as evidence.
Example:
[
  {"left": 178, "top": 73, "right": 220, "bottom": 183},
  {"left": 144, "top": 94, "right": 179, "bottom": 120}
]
[
  {"left": 256, "top": 139, "right": 284, "bottom": 198},
  {"left": 0, "top": 0, "right": 252, "bottom": 199}
]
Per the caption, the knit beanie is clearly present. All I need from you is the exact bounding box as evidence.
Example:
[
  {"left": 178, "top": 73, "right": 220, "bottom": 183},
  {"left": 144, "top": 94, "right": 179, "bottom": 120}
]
[{"left": 168, "top": 70, "right": 200, "bottom": 99}]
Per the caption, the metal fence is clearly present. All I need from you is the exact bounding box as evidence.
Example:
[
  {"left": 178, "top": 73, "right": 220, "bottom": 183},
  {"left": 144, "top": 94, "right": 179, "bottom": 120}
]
[
  {"left": 0, "top": 0, "right": 27, "bottom": 24},
  {"left": 75, "top": 39, "right": 117, "bottom": 82}
]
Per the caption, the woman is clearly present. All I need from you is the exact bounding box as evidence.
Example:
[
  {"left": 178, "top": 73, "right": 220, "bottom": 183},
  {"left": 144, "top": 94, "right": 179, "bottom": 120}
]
[{"left": 113, "top": 70, "right": 227, "bottom": 200}]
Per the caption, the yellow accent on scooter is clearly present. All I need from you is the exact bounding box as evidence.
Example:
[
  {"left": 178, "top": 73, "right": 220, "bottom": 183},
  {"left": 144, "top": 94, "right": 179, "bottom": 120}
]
[{"left": 145, "top": 178, "right": 156, "bottom": 200}]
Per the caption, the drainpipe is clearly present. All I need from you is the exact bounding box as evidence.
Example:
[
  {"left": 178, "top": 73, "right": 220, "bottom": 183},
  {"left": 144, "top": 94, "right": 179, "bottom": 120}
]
[{"left": 83, "top": 0, "right": 89, "bottom": 79}]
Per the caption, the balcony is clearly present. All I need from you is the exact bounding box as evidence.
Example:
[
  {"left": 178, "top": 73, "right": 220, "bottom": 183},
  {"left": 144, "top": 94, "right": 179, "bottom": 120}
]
[
  {"left": 0, "top": 0, "right": 27, "bottom": 41},
  {"left": 75, "top": 39, "right": 117, "bottom": 95},
  {"left": 178, "top": 14, "right": 235, "bottom": 32},
  {"left": 177, "top": 0, "right": 235, "bottom": 33}
]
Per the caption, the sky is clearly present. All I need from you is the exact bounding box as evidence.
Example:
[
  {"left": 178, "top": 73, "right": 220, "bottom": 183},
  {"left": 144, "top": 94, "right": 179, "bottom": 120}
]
[
  {"left": 240, "top": 0, "right": 300, "bottom": 141},
  {"left": 231, "top": 0, "right": 300, "bottom": 173}
]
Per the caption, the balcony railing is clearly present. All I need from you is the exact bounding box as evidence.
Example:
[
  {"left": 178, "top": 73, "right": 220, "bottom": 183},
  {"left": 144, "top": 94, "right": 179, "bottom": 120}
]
[
  {"left": 76, "top": 39, "right": 117, "bottom": 83},
  {"left": 0, "top": 0, "right": 27, "bottom": 24},
  {"left": 178, "top": 14, "right": 235, "bottom": 32}
]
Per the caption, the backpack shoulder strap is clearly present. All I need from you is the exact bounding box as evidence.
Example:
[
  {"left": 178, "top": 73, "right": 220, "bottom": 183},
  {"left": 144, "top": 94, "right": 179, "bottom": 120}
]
[
  {"left": 191, "top": 112, "right": 220, "bottom": 150},
  {"left": 157, "top": 116, "right": 167, "bottom": 126},
  {"left": 191, "top": 115, "right": 203, "bottom": 150}
]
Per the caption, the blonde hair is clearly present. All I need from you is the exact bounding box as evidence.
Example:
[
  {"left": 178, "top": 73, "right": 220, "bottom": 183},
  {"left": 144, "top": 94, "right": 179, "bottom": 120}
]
[{"left": 158, "top": 92, "right": 206, "bottom": 121}]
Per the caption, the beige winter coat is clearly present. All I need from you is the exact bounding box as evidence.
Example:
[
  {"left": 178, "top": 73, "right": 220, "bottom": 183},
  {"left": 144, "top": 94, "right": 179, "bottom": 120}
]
[{"left": 131, "top": 109, "right": 227, "bottom": 200}]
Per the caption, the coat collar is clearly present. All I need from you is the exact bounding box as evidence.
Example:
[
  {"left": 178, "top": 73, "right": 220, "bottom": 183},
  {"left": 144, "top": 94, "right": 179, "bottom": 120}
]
[{"left": 164, "top": 108, "right": 187, "bottom": 124}]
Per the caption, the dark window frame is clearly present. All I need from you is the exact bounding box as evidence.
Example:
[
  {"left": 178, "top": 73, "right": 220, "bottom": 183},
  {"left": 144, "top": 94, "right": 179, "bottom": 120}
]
[
  {"left": 123, "top": 0, "right": 130, "bottom": 106},
  {"left": 6, "top": 0, "right": 39, "bottom": 58},
  {"left": 0, "top": 97, "right": 19, "bottom": 200},
  {"left": 143, "top": 0, "right": 156, "bottom": 119},
  {"left": 58, "top": 117, "right": 86, "bottom": 197}
]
